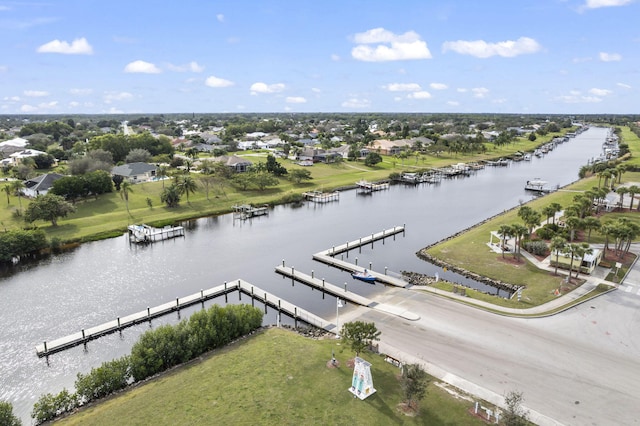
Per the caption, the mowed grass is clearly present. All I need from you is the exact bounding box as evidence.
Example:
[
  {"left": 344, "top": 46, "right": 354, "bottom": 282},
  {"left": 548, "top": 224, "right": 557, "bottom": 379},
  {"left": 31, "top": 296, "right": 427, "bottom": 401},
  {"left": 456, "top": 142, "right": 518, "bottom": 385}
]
[
  {"left": 58, "top": 328, "right": 484, "bottom": 426},
  {"left": 425, "top": 176, "right": 608, "bottom": 308},
  {"left": 0, "top": 131, "right": 570, "bottom": 243}
]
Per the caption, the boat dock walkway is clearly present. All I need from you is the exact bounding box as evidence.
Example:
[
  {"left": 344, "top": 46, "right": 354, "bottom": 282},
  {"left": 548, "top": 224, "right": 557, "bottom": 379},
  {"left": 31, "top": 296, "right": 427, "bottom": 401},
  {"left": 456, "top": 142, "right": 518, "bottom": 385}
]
[
  {"left": 35, "top": 279, "right": 330, "bottom": 358},
  {"left": 321, "top": 226, "right": 405, "bottom": 256},
  {"left": 302, "top": 190, "right": 340, "bottom": 203},
  {"left": 233, "top": 204, "right": 269, "bottom": 220},
  {"left": 356, "top": 180, "right": 390, "bottom": 194},
  {"left": 127, "top": 224, "right": 185, "bottom": 244},
  {"left": 275, "top": 265, "right": 419, "bottom": 321}
]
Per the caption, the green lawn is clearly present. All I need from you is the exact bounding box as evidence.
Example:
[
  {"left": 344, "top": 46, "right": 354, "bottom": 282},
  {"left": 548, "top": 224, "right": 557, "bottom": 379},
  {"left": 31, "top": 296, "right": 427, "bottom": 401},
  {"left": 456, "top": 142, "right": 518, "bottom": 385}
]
[
  {"left": 58, "top": 328, "right": 485, "bottom": 426},
  {"left": 0, "top": 131, "right": 570, "bottom": 243}
]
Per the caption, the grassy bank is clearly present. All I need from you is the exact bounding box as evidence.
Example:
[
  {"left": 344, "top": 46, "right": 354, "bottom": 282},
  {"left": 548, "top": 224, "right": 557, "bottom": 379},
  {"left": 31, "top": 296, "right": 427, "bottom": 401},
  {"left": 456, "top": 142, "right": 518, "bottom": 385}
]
[
  {"left": 57, "top": 327, "right": 484, "bottom": 426},
  {"left": 0, "top": 130, "right": 571, "bottom": 243}
]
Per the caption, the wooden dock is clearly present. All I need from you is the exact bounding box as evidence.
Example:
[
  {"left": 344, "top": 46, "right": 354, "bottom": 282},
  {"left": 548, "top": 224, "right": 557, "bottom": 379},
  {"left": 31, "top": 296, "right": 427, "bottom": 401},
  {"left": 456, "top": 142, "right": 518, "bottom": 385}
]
[
  {"left": 275, "top": 265, "right": 419, "bottom": 320},
  {"left": 356, "top": 180, "right": 390, "bottom": 194},
  {"left": 233, "top": 204, "right": 269, "bottom": 220},
  {"left": 302, "top": 190, "right": 340, "bottom": 203},
  {"left": 321, "top": 226, "right": 405, "bottom": 256},
  {"left": 35, "top": 279, "right": 330, "bottom": 358},
  {"left": 128, "top": 224, "right": 185, "bottom": 244}
]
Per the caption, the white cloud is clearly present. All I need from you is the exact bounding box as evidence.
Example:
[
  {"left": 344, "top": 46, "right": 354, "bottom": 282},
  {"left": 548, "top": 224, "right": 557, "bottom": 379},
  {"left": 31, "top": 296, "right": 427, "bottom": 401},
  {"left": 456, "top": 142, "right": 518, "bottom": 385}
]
[
  {"left": 407, "top": 91, "right": 432, "bottom": 99},
  {"left": 331, "top": 54, "right": 340, "bottom": 61},
  {"left": 286, "top": 96, "right": 307, "bottom": 104},
  {"left": 457, "top": 88, "right": 468, "bottom": 93},
  {"left": 351, "top": 27, "right": 432, "bottom": 62},
  {"left": 341, "top": 98, "right": 371, "bottom": 108},
  {"left": 0, "top": 65, "right": 7, "bottom": 72},
  {"left": 205, "top": 75, "right": 234, "bottom": 88},
  {"left": 599, "top": 52, "right": 622, "bottom": 62},
  {"left": 584, "top": 0, "right": 632, "bottom": 8},
  {"left": 617, "top": 82, "right": 632, "bottom": 89},
  {"left": 589, "top": 88, "right": 612, "bottom": 96},
  {"left": 572, "top": 56, "right": 592, "bottom": 63},
  {"left": 167, "top": 61, "right": 205, "bottom": 72},
  {"left": 383, "top": 83, "right": 422, "bottom": 92},
  {"left": 430, "top": 83, "right": 448, "bottom": 90},
  {"left": 69, "top": 101, "right": 80, "bottom": 107},
  {"left": 24, "top": 90, "right": 48, "bottom": 97},
  {"left": 37, "top": 37, "right": 93, "bottom": 55},
  {"left": 216, "top": 14, "right": 224, "bottom": 22},
  {"left": 124, "top": 60, "right": 161, "bottom": 74},
  {"left": 3, "top": 96, "right": 20, "bottom": 101},
  {"left": 556, "top": 91, "right": 603, "bottom": 103},
  {"left": 69, "top": 88, "right": 93, "bottom": 96},
  {"left": 472, "top": 87, "right": 489, "bottom": 98},
  {"left": 104, "top": 91, "right": 133, "bottom": 103},
  {"left": 311, "top": 88, "right": 321, "bottom": 93},
  {"left": 20, "top": 101, "right": 58, "bottom": 112},
  {"left": 447, "top": 101, "right": 460, "bottom": 106},
  {"left": 442, "top": 37, "right": 541, "bottom": 58},
  {"left": 250, "top": 82, "right": 285, "bottom": 94}
]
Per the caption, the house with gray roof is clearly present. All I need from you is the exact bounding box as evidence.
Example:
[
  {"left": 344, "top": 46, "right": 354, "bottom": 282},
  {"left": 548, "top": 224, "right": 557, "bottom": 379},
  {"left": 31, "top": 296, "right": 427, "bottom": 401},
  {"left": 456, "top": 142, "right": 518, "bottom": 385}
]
[
  {"left": 23, "top": 173, "right": 64, "bottom": 197},
  {"left": 111, "top": 162, "right": 157, "bottom": 183}
]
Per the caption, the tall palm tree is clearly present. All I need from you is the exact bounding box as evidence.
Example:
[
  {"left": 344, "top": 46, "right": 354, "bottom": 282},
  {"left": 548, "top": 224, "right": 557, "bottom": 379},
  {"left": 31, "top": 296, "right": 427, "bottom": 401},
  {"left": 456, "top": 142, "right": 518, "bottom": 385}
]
[
  {"left": 497, "top": 224, "right": 513, "bottom": 259},
  {"left": 510, "top": 224, "right": 528, "bottom": 260},
  {"left": 2, "top": 184, "right": 10, "bottom": 205},
  {"left": 178, "top": 175, "right": 198, "bottom": 203},
  {"left": 549, "top": 236, "right": 567, "bottom": 276},
  {"left": 10, "top": 180, "right": 25, "bottom": 211},
  {"left": 616, "top": 186, "right": 628, "bottom": 210},
  {"left": 627, "top": 185, "right": 640, "bottom": 210},
  {"left": 582, "top": 216, "right": 601, "bottom": 242},
  {"left": 157, "top": 165, "right": 168, "bottom": 188},
  {"left": 120, "top": 181, "right": 133, "bottom": 215}
]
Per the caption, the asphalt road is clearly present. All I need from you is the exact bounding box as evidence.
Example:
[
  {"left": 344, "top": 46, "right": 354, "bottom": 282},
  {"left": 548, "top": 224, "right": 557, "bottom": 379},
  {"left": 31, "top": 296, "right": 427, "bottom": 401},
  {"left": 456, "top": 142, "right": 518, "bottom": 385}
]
[{"left": 340, "top": 286, "right": 640, "bottom": 426}]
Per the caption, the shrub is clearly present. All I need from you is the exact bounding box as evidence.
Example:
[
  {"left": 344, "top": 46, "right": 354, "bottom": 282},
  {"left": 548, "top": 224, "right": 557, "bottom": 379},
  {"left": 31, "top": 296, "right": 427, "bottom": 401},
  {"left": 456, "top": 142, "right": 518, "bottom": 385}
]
[
  {"left": 0, "top": 400, "right": 21, "bottom": 426},
  {"left": 522, "top": 240, "right": 548, "bottom": 256},
  {"left": 75, "top": 356, "right": 131, "bottom": 404},
  {"left": 31, "top": 389, "right": 78, "bottom": 425}
]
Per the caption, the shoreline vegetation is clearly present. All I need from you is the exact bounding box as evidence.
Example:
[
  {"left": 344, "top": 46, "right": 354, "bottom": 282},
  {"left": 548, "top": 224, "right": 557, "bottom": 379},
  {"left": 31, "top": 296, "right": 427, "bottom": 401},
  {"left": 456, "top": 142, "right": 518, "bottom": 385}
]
[{"left": 2, "top": 126, "right": 581, "bottom": 244}]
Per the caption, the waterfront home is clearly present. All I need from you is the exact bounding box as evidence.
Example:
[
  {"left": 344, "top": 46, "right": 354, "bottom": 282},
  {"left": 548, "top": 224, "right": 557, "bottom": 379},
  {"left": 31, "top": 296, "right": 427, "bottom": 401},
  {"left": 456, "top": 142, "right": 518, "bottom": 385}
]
[
  {"left": 111, "top": 162, "right": 157, "bottom": 183},
  {"left": 23, "top": 173, "right": 64, "bottom": 197}
]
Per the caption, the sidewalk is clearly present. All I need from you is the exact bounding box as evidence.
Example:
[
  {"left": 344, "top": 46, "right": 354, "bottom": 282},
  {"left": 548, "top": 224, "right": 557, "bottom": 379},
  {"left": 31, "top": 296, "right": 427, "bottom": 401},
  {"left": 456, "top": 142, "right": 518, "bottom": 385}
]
[{"left": 416, "top": 244, "right": 617, "bottom": 317}]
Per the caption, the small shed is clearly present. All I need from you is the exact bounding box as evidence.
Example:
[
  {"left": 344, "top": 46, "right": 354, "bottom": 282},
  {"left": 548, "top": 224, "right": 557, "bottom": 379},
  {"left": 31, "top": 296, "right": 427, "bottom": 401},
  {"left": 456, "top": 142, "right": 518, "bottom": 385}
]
[{"left": 551, "top": 248, "right": 603, "bottom": 275}]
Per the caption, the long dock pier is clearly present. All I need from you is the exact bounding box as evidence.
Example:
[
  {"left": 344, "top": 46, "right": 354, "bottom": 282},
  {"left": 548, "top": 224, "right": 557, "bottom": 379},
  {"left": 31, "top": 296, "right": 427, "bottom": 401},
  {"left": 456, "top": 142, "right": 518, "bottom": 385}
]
[
  {"left": 275, "top": 265, "right": 419, "bottom": 321},
  {"left": 35, "top": 279, "right": 330, "bottom": 358},
  {"left": 322, "top": 226, "right": 405, "bottom": 256}
]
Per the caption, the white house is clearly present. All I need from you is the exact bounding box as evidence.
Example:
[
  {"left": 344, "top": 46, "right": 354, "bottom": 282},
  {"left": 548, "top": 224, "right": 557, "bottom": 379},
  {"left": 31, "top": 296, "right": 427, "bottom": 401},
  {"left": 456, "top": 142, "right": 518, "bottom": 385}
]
[
  {"left": 23, "top": 173, "right": 65, "bottom": 197},
  {"left": 111, "top": 162, "right": 157, "bottom": 183}
]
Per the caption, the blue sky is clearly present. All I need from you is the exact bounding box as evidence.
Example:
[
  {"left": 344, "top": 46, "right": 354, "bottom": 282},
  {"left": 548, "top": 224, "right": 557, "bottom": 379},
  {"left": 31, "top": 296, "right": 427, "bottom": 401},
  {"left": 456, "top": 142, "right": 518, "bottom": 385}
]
[{"left": 0, "top": 0, "right": 638, "bottom": 115}]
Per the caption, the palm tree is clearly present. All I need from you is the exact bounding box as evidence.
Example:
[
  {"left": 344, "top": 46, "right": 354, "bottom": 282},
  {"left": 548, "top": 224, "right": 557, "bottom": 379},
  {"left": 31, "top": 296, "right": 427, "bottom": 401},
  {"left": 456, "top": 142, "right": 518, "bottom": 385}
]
[
  {"left": 541, "top": 205, "right": 557, "bottom": 225},
  {"left": 497, "top": 224, "right": 513, "bottom": 259},
  {"left": 10, "top": 180, "right": 25, "bottom": 211},
  {"left": 178, "top": 175, "right": 198, "bottom": 203},
  {"left": 565, "top": 216, "right": 583, "bottom": 242},
  {"left": 120, "top": 181, "right": 133, "bottom": 215},
  {"left": 616, "top": 163, "right": 628, "bottom": 184},
  {"left": 573, "top": 243, "right": 593, "bottom": 278},
  {"left": 627, "top": 185, "right": 640, "bottom": 210},
  {"left": 616, "top": 186, "right": 628, "bottom": 210},
  {"left": 549, "top": 236, "right": 567, "bottom": 276},
  {"left": 157, "top": 165, "right": 168, "bottom": 188},
  {"left": 582, "top": 216, "right": 601, "bottom": 242},
  {"left": 510, "top": 224, "right": 528, "bottom": 260},
  {"left": 2, "top": 184, "right": 11, "bottom": 205}
]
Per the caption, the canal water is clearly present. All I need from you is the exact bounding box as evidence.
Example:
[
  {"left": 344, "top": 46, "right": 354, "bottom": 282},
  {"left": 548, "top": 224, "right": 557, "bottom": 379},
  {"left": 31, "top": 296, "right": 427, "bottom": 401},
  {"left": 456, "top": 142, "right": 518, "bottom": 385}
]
[{"left": 0, "top": 127, "right": 610, "bottom": 422}]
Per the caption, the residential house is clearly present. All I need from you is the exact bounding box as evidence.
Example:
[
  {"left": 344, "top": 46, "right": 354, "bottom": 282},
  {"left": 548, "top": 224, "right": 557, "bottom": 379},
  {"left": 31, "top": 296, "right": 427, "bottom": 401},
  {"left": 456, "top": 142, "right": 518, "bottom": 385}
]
[
  {"left": 111, "top": 162, "right": 157, "bottom": 183},
  {"left": 9, "top": 149, "right": 47, "bottom": 165},
  {"left": 370, "top": 139, "right": 403, "bottom": 155},
  {"left": 214, "top": 155, "right": 253, "bottom": 172},
  {"left": 23, "top": 173, "right": 64, "bottom": 197}
]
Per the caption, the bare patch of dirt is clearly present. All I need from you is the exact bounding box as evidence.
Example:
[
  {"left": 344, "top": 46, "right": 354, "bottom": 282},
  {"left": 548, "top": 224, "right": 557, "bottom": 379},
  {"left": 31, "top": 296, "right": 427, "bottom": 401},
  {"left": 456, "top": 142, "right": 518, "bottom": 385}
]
[{"left": 397, "top": 402, "right": 419, "bottom": 417}]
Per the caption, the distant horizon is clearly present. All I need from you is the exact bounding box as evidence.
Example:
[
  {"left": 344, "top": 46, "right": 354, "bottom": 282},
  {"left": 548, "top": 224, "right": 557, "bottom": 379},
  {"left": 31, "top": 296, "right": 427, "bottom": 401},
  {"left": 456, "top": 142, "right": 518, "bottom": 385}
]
[{"left": 1, "top": 1, "right": 638, "bottom": 116}]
